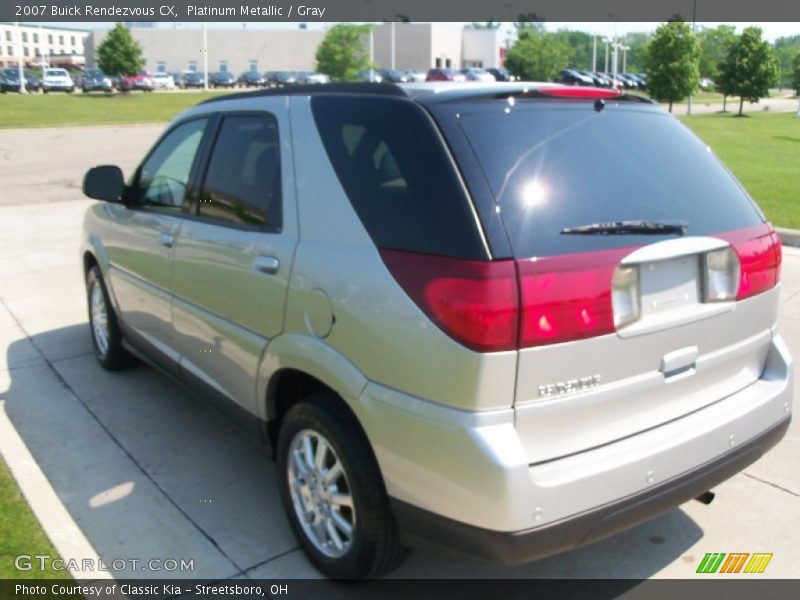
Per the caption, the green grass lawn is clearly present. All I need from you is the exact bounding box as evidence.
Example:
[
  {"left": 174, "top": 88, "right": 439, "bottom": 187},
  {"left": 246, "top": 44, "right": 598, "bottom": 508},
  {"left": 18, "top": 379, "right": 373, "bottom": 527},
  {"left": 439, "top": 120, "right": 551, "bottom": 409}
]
[
  {"left": 680, "top": 111, "right": 800, "bottom": 229},
  {"left": 0, "top": 90, "right": 228, "bottom": 128},
  {"left": 0, "top": 454, "right": 64, "bottom": 578},
  {"left": 1, "top": 90, "right": 797, "bottom": 230}
]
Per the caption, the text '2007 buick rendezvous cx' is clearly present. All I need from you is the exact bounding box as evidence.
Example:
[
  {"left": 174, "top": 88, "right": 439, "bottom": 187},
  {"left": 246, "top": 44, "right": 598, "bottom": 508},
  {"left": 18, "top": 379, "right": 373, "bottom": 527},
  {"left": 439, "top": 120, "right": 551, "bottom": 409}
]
[{"left": 81, "top": 82, "right": 792, "bottom": 579}]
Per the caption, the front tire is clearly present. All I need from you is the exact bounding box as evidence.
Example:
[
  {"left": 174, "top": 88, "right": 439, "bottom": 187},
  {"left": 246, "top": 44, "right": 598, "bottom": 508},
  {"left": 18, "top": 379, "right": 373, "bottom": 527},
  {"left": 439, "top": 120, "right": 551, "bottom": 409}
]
[
  {"left": 86, "top": 266, "right": 136, "bottom": 371},
  {"left": 276, "top": 397, "right": 407, "bottom": 579}
]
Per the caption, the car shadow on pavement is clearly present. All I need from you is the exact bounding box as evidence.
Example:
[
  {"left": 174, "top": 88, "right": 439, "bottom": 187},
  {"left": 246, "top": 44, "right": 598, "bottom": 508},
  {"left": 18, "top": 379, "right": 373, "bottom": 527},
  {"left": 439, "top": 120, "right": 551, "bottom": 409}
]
[{"left": 4, "top": 323, "right": 704, "bottom": 581}]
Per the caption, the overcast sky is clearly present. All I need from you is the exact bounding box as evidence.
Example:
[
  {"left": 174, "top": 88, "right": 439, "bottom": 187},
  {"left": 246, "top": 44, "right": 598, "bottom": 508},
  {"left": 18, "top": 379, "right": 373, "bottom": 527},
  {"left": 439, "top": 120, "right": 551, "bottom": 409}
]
[{"left": 33, "top": 21, "right": 799, "bottom": 42}]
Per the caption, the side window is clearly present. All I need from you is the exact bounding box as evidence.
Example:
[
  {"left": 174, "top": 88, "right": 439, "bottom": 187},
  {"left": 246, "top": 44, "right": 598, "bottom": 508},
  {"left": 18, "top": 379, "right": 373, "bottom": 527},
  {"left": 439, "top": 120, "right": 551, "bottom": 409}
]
[
  {"left": 311, "top": 96, "right": 486, "bottom": 259},
  {"left": 136, "top": 118, "right": 207, "bottom": 210},
  {"left": 198, "top": 114, "right": 282, "bottom": 229}
]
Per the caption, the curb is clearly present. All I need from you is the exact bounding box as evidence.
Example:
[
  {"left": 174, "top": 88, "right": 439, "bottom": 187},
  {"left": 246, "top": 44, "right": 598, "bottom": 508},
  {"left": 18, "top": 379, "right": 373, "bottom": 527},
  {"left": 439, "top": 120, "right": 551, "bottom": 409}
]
[{"left": 776, "top": 227, "right": 800, "bottom": 248}]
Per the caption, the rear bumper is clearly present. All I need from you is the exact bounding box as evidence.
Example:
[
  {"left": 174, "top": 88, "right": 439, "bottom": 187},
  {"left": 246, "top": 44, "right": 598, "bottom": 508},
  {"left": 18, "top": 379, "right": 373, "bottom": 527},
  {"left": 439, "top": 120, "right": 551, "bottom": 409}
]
[
  {"left": 392, "top": 415, "right": 790, "bottom": 565},
  {"left": 357, "top": 333, "right": 792, "bottom": 561}
]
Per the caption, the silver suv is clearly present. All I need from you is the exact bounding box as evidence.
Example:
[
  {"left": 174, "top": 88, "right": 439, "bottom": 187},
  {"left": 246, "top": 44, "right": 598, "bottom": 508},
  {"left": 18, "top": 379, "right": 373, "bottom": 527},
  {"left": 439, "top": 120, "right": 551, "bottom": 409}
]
[{"left": 81, "top": 83, "right": 792, "bottom": 579}]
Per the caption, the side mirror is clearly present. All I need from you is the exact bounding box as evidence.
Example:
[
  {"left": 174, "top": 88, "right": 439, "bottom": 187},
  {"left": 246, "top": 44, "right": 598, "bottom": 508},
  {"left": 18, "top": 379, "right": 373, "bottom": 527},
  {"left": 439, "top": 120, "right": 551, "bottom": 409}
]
[{"left": 83, "top": 165, "right": 125, "bottom": 202}]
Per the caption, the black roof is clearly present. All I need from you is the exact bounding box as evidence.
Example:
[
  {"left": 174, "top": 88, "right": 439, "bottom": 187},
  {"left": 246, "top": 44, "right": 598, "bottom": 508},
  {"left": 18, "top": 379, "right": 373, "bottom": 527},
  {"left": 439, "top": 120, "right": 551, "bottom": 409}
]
[
  {"left": 199, "top": 82, "right": 407, "bottom": 105},
  {"left": 198, "top": 81, "right": 656, "bottom": 107}
]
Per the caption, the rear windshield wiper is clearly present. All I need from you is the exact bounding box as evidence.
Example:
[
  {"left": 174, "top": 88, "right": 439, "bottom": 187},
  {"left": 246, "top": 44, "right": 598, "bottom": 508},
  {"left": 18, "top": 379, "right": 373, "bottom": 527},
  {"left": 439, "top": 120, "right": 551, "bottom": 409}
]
[{"left": 560, "top": 220, "right": 687, "bottom": 236}]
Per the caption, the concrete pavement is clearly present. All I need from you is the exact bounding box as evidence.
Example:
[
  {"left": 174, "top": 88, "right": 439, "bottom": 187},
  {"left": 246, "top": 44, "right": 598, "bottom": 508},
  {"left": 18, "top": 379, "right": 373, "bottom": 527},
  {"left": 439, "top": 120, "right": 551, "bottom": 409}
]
[{"left": 0, "top": 125, "right": 798, "bottom": 581}]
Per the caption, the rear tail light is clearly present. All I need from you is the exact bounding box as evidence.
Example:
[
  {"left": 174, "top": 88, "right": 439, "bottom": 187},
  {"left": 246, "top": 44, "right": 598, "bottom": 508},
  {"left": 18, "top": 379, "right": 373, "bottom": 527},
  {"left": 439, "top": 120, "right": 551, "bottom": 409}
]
[
  {"left": 702, "top": 247, "right": 740, "bottom": 302},
  {"left": 380, "top": 224, "right": 780, "bottom": 353},
  {"left": 611, "top": 265, "right": 641, "bottom": 327},
  {"left": 717, "top": 223, "right": 782, "bottom": 299},
  {"left": 517, "top": 248, "right": 633, "bottom": 347},
  {"left": 379, "top": 249, "right": 519, "bottom": 352}
]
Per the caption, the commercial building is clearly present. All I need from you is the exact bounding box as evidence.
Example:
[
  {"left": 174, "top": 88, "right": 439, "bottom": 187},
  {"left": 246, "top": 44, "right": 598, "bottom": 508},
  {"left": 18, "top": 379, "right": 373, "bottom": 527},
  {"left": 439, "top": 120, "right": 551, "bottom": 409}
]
[
  {"left": 0, "top": 22, "right": 89, "bottom": 69},
  {"left": 84, "top": 23, "right": 506, "bottom": 76}
]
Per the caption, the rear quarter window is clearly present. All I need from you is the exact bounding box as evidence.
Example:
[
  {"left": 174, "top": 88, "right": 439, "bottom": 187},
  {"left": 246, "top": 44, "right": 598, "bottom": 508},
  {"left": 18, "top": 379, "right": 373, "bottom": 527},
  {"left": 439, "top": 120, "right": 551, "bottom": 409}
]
[{"left": 311, "top": 95, "right": 487, "bottom": 260}]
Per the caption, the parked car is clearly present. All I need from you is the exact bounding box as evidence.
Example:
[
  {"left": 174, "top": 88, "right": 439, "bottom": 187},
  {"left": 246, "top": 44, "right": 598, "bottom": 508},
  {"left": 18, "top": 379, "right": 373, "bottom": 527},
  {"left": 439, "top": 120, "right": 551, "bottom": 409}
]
[
  {"left": 41, "top": 68, "right": 75, "bottom": 93},
  {"left": 119, "top": 71, "right": 154, "bottom": 92},
  {"left": 239, "top": 71, "right": 267, "bottom": 88},
  {"left": 296, "top": 71, "right": 329, "bottom": 85},
  {"left": 459, "top": 67, "right": 496, "bottom": 82},
  {"left": 402, "top": 69, "right": 427, "bottom": 83},
  {"left": 378, "top": 69, "right": 408, "bottom": 83},
  {"left": 152, "top": 72, "right": 176, "bottom": 91},
  {"left": 601, "top": 72, "right": 625, "bottom": 89},
  {"left": 700, "top": 77, "right": 715, "bottom": 90},
  {"left": 357, "top": 70, "right": 382, "bottom": 83},
  {"left": 486, "top": 67, "right": 513, "bottom": 82},
  {"left": 180, "top": 71, "right": 206, "bottom": 89},
  {"left": 615, "top": 73, "right": 641, "bottom": 89},
  {"left": 0, "top": 68, "right": 40, "bottom": 93},
  {"left": 557, "top": 69, "right": 595, "bottom": 86},
  {"left": 81, "top": 82, "right": 791, "bottom": 580},
  {"left": 425, "top": 68, "right": 467, "bottom": 82},
  {"left": 265, "top": 71, "right": 297, "bottom": 87},
  {"left": 77, "top": 68, "right": 113, "bottom": 93},
  {"left": 209, "top": 71, "right": 237, "bottom": 88}
]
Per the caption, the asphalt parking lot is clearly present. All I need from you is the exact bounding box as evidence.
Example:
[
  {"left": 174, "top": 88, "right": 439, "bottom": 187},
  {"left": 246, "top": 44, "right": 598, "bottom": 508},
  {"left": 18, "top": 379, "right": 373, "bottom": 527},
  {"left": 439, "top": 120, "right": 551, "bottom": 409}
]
[{"left": 0, "top": 125, "right": 798, "bottom": 581}]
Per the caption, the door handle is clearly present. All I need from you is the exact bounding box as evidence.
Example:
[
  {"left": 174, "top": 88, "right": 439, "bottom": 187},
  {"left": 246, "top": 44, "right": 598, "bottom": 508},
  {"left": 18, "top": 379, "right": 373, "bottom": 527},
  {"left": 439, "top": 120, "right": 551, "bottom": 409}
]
[
  {"left": 158, "top": 232, "right": 175, "bottom": 248},
  {"left": 252, "top": 256, "right": 280, "bottom": 275}
]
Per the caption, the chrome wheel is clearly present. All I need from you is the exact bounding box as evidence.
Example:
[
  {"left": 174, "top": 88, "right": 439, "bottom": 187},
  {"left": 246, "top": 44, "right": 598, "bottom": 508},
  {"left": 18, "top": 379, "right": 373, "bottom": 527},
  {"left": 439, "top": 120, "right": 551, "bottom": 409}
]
[
  {"left": 90, "top": 281, "right": 109, "bottom": 357},
  {"left": 287, "top": 429, "right": 355, "bottom": 558}
]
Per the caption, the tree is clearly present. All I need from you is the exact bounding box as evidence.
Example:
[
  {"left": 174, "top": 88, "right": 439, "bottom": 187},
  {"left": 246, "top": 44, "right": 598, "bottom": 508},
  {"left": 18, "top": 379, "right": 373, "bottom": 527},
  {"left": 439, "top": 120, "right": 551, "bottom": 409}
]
[
  {"left": 315, "top": 24, "right": 372, "bottom": 82},
  {"left": 551, "top": 29, "right": 593, "bottom": 71},
  {"left": 505, "top": 29, "right": 569, "bottom": 82},
  {"left": 96, "top": 23, "right": 145, "bottom": 77},
  {"left": 774, "top": 35, "right": 800, "bottom": 88},
  {"left": 791, "top": 52, "right": 800, "bottom": 96},
  {"left": 619, "top": 32, "right": 652, "bottom": 73},
  {"left": 719, "top": 27, "right": 779, "bottom": 116},
  {"left": 644, "top": 20, "right": 699, "bottom": 113},
  {"left": 466, "top": 21, "right": 501, "bottom": 30},
  {"left": 697, "top": 25, "right": 736, "bottom": 80}
]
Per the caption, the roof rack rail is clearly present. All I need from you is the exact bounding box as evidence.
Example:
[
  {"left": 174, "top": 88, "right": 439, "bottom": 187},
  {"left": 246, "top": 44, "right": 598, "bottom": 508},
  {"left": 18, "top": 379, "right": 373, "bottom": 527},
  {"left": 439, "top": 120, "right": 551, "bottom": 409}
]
[{"left": 199, "top": 82, "right": 408, "bottom": 105}]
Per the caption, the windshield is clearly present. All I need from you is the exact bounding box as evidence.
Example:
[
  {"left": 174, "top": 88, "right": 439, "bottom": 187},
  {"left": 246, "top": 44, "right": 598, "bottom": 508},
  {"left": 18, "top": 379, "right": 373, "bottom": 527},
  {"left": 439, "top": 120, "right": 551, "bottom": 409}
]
[
  {"left": 437, "top": 101, "right": 763, "bottom": 257},
  {"left": 86, "top": 69, "right": 103, "bottom": 77},
  {"left": 46, "top": 70, "right": 67, "bottom": 76}
]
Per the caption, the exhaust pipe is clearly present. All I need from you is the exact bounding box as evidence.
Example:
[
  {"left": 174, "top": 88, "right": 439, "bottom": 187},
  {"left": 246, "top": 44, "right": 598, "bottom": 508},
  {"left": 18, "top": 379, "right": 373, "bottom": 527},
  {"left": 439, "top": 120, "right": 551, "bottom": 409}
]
[{"left": 695, "top": 491, "right": 715, "bottom": 505}]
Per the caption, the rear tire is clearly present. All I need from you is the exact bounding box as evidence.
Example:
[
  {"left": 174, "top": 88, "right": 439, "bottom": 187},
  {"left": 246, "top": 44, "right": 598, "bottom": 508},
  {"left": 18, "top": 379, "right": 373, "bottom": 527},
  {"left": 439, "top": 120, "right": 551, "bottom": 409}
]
[
  {"left": 86, "top": 266, "right": 136, "bottom": 371},
  {"left": 276, "top": 397, "right": 407, "bottom": 579}
]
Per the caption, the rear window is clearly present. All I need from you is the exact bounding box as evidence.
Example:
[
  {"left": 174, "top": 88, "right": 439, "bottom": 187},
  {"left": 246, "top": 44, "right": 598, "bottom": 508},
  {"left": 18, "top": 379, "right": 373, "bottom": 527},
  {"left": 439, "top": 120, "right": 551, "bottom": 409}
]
[
  {"left": 311, "top": 95, "right": 487, "bottom": 260},
  {"left": 441, "top": 101, "right": 763, "bottom": 258}
]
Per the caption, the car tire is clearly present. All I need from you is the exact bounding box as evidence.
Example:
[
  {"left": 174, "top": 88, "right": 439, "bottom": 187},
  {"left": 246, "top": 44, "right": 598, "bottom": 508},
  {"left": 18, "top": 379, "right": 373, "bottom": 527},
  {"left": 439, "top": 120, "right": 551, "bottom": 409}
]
[
  {"left": 276, "top": 397, "right": 407, "bottom": 579},
  {"left": 86, "top": 266, "right": 136, "bottom": 371}
]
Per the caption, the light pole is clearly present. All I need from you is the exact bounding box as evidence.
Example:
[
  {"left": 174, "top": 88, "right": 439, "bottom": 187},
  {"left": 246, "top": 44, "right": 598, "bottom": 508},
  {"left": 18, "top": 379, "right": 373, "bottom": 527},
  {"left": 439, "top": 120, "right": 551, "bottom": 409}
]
[
  {"left": 16, "top": 22, "right": 26, "bottom": 94},
  {"left": 592, "top": 34, "right": 597, "bottom": 71},
  {"left": 390, "top": 21, "right": 395, "bottom": 71},
  {"left": 202, "top": 22, "right": 208, "bottom": 91},
  {"left": 604, "top": 38, "right": 610, "bottom": 72},
  {"left": 621, "top": 45, "right": 630, "bottom": 73},
  {"left": 687, "top": 0, "right": 697, "bottom": 115}
]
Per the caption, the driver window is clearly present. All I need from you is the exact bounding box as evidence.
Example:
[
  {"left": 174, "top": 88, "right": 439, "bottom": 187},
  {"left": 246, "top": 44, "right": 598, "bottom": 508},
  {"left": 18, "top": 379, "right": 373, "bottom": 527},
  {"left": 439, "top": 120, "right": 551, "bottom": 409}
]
[{"left": 137, "top": 118, "right": 207, "bottom": 209}]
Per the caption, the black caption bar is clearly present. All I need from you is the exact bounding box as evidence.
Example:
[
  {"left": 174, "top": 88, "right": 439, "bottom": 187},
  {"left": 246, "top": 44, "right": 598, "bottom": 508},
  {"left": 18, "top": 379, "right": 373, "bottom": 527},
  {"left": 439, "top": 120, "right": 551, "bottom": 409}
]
[
  {"left": 2, "top": 0, "right": 800, "bottom": 22},
  {"left": 3, "top": 579, "right": 800, "bottom": 600}
]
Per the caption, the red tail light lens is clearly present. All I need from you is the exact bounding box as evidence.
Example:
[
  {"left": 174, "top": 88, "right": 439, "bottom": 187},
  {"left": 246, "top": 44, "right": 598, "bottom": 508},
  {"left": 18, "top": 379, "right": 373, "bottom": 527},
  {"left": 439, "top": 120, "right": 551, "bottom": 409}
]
[
  {"left": 717, "top": 223, "right": 782, "bottom": 299},
  {"left": 517, "top": 247, "right": 635, "bottom": 347},
  {"left": 379, "top": 249, "right": 519, "bottom": 352}
]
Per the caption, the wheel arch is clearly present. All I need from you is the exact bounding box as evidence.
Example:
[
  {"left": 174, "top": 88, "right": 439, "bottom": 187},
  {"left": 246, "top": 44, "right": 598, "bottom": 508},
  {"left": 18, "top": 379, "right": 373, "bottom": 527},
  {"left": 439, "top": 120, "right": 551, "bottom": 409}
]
[{"left": 258, "top": 334, "right": 369, "bottom": 453}]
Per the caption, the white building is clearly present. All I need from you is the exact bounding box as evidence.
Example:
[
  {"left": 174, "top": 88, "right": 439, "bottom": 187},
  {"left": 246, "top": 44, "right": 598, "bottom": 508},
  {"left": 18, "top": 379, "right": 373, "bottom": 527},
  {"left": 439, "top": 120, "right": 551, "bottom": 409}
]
[
  {"left": 0, "top": 22, "right": 89, "bottom": 69},
  {"left": 84, "top": 23, "right": 507, "bottom": 76}
]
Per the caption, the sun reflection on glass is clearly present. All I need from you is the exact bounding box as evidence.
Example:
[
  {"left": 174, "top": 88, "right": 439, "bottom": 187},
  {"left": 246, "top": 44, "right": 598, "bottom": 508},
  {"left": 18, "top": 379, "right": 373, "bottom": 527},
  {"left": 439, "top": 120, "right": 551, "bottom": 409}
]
[{"left": 522, "top": 180, "right": 547, "bottom": 207}]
